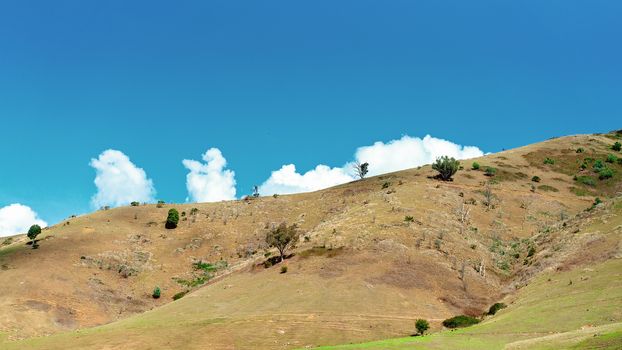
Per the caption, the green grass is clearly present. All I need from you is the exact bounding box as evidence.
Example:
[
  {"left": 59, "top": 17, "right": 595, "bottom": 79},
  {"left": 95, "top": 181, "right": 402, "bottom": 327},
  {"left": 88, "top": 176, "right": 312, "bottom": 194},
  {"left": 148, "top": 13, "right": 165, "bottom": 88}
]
[
  {"left": 571, "top": 329, "right": 622, "bottom": 349},
  {"left": 310, "top": 257, "right": 622, "bottom": 350}
]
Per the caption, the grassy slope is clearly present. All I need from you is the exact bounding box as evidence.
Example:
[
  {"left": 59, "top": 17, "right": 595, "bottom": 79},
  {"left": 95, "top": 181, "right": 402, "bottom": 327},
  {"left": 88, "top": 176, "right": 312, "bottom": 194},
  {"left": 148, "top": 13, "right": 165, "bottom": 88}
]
[
  {"left": 1, "top": 132, "right": 622, "bottom": 349},
  {"left": 312, "top": 199, "right": 622, "bottom": 350}
]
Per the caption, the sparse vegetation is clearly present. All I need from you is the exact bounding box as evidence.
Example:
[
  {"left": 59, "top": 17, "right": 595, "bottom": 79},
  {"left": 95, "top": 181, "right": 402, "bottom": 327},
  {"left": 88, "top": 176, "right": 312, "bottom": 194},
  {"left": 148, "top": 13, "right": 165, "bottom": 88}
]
[
  {"left": 404, "top": 215, "right": 414, "bottom": 223},
  {"left": 543, "top": 157, "right": 555, "bottom": 165},
  {"left": 165, "top": 209, "right": 179, "bottom": 229},
  {"left": 538, "top": 185, "right": 559, "bottom": 192},
  {"left": 381, "top": 182, "right": 390, "bottom": 189},
  {"left": 574, "top": 175, "right": 596, "bottom": 186},
  {"left": 442, "top": 315, "right": 480, "bottom": 328},
  {"left": 265, "top": 223, "right": 300, "bottom": 262},
  {"left": 432, "top": 156, "right": 460, "bottom": 181},
  {"left": 415, "top": 319, "right": 429, "bottom": 335}
]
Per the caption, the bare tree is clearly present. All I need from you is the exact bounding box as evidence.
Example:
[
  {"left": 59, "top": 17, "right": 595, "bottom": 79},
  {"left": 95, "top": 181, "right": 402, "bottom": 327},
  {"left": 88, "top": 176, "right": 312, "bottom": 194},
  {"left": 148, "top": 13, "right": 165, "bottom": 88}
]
[
  {"left": 483, "top": 182, "right": 494, "bottom": 210},
  {"left": 353, "top": 161, "right": 369, "bottom": 179},
  {"left": 456, "top": 201, "right": 471, "bottom": 236}
]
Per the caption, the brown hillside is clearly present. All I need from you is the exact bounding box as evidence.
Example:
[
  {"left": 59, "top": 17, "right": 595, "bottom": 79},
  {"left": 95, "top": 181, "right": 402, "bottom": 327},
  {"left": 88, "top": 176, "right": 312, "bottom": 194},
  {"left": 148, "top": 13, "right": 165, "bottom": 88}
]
[{"left": 0, "top": 132, "right": 621, "bottom": 349}]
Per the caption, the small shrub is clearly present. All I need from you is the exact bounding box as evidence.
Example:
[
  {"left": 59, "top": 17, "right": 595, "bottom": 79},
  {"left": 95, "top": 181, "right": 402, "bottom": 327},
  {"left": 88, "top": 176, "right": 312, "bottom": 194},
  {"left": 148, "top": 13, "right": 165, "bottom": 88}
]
[
  {"left": 156, "top": 200, "right": 165, "bottom": 208},
  {"left": 273, "top": 194, "right": 279, "bottom": 198},
  {"left": 599, "top": 167, "right": 614, "bottom": 180},
  {"left": 531, "top": 176, "right": 541, "bottom": 182},
  {"left": 442, "top": 315, "right": 480, "bottom": 329},
  {"left": 432, "top": 156, "right": 460, "bottom": 181},
  {"left": 484, "top": 167, "right": 497, "bottom": 176},
  {"left": 415, "top": 319, "right": 430, "bottom": 335},
  {"left": 576, "top": 147, "right": 584, "bottom": 153},
  {"left": 190, "top": 208, "right": 199, "bottom": 215},
  {"left": 612, "top": 141, "right": 622, "bottom": 152},
  {"left": 606, "top": 154, "right": 618, "bottom": 163},
  {"left": 527, "top": 246, "right": 536, "bottom": 257},
  {"left": 472, "top": 162, "right": 480, "bottom": 170},
  {"left": 130, "top": 201, "right": 140, "bottom": 207},
  {"left": 543, "top": 158, "right": 555, "bottom": 165},
  {"left": 152, "top": 286, "right": 161, "bottom": 299},
  {"left": 382, "top": 182, "right": 391, "bottom": 189},
  {"left": 574, "top": 175, "right": 596, "bottom": 186},
  {"left": 280, "top": 265, "right": 288, "bottom": 274},
  {"left": 165, "top": 208, "right": 180, "bottom": 229},
  {"left": 487, "top": 302, "right": 507, "bottom": 315},
  {"left": 172, "top": 291, "right": 187, "bottom": 300},
  {"left": 2, "top": 237, "right": 13, "bottom": 246},
  {"left": 404, "top": 216, "right": 414, "bottom": 223},
  {"left": 593, "top": 160, "right": 605, "bottom": 172}
]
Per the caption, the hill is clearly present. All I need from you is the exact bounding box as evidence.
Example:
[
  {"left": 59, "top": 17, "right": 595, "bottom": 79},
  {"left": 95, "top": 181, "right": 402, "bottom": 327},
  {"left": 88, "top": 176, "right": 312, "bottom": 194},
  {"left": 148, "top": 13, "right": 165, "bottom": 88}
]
[{"left": 1, "top": 131, "right": 621, "bottom": 349}]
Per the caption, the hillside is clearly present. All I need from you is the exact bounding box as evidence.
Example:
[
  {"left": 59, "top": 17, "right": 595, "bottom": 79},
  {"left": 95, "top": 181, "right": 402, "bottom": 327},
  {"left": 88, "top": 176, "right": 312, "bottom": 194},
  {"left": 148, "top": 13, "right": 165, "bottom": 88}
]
[{"left": 1, "top": 131, "right": 621, "bottom": 349}]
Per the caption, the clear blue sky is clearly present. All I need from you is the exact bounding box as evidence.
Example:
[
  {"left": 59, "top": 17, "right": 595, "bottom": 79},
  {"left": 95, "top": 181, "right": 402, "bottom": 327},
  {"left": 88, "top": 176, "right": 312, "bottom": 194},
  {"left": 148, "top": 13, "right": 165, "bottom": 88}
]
[{"left": 1, "top": 1, "right": 620, "bottom": 225}]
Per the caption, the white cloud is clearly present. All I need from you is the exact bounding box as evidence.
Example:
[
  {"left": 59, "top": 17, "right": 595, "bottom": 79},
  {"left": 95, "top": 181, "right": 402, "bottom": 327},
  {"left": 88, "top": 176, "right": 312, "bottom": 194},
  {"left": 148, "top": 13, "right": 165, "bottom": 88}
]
[
  {"left": 258, "top": 164, "right": 354, "bottom": 195},
  {"left": 0, "top": 204, "right": 48, "bottom": 237},
  {"left": 183, "top": 148, "right": 237, "bottom": 202},
  {"left": 354, "top": 135, "right": 484, "bottom": 176},
  {"left": 90, "top": 149, "right": 156, "bottom": 208},
  {"left": 259, "top": 135, "right": 484, "bottom": 195}
]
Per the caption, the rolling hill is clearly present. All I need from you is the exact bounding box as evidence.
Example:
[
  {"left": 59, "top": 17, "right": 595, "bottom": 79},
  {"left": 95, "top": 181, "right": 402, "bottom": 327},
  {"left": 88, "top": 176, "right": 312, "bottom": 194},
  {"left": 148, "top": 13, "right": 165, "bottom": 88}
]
[{"left": 1, "top": 131, "right": 621, "bottom": 349}]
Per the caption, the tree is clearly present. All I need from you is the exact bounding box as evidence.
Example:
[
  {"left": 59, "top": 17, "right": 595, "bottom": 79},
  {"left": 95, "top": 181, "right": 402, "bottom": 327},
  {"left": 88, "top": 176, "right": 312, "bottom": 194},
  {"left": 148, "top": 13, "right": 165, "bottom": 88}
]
[
  {"left": 265, "top": 223, "right": 300, "bottom": 262},
  {"left": 353, "top": 161, "right": 369, "bottom": 179},
  {"left": 27, "top": 224, "right": 42, "bottom": 248},
  {"left": 165, "top": 208, "right": 179, "bottom": 229},
  {"left": 415, "top": 319, "right": 429, "bottom": 335},
  {"left": 432, "top": 156, "right": 460, "bottom": 181},
  {"left": 252, "top": 185, "right": 260, "bottom": 198}
]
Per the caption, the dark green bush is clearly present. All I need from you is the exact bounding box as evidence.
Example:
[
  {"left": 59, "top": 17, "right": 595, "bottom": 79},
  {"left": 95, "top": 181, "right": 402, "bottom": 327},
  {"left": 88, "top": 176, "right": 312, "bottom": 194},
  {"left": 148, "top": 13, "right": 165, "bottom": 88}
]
[
  {"left": 527, "top": 246, "right": 536, "bottom": 257},
  {"left": 442, "top": 315, "right": 480, "bottom": 328},
  {"left": 382, "top": 182, "right": 391, "bottom": 189},
  {"left": 404, "top": 216, "right": 414, "bottom": 223},
  {"left": 606, "top": 154, "right": 617, "bottom": 163},
  {"left": 487, "top": 302, "right": 507, "bottom": 315},
  {"left": 612, "top": 141, "right": 621, "bottom": 152},
  {"left": 172, "top": 290, "right": 187, "bottom": 300},
  {"left": 484, "top": 167, "right": 497, "bottom": 176},
  {"left": 415, "top": 319, "right": 430, "bottom": 335},
  {"left": 152, "top": 286, "right": 161, "bottom": 299},
  {"left": 531, "top": 176, "right": 541, "bottom": 182},
  {"left": 432, "top": 156, "right": 460, "bottom": 181},
  {"left": 599, "top": 167, "right": 614, "bottom": 180},
  {"left": 472, "top": 162, "right": 480, "bottom": 170},
  {"left": 280, "top": 265, "right": 288, "bottom": 274},
  {"left": 165, "top": 208, "right": 180, "bottom": 229},
  {"left": 576, "top": 147, "right": 584, "bottom": 153},
  {"left": 130, "top": 201, "right": 140, "bottom": 207},
  {"left": 593, "top": 160, "right": 605, "bottom": 172}
]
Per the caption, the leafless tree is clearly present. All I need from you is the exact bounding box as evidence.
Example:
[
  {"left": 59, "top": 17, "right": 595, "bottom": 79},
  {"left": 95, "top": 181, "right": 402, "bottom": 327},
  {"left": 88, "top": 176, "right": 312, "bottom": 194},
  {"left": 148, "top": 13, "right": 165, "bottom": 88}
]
[{"left": 353, "top": 161, "right": 369, "bottom": 179}]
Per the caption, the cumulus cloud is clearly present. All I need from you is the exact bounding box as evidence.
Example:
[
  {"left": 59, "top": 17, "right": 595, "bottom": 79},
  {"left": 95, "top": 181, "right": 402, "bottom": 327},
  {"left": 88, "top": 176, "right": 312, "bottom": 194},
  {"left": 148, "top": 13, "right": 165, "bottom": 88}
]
[
  {"left": 183, "top": 148, "right": 237, "bottom": 202},
  {"left": 0, "top": 204, "right": 48, "bottom": 237},
  {"left": 258, "top": 164, "right": 354, "bottom": 195},
  {"left": 258, "top": 135, "right": 484, "bottom": 195},
  {"left": 90, "top": 149, "right": 156, "bottom": 208},
  {"left": 354, "top": 135, "right": 484, "bottom": 176}
]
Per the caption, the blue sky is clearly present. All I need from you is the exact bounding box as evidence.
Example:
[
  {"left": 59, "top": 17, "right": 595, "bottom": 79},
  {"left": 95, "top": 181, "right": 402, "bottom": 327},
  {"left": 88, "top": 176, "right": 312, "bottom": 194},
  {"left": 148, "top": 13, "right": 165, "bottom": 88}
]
[{"left": 0, "top": 1, "right": 620, "bottom": 231}]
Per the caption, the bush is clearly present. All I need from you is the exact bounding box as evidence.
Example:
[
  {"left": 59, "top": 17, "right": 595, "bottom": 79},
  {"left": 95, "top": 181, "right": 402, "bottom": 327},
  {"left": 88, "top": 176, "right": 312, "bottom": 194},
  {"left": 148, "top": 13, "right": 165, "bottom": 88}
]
[
  {"left": 543, "top": 158, "right": 555, "bottom": 165},
  {"left": 574, "top": 175, "right": 596, "bottom": 186},
  {"left": 280, "top": 265, "right": 288, "bottom": 274},
  {"left": 165, "top": 208, "right": 180, "bottom": 229},
  {"left": 415, "top": 319, "right": 430, "bottom": 335},
  {"left": 576, "top": 147, "right": 584, "bottom": 153},
  {"left": 472, "top": 162, "right": 480, "bottom": 170},
  {"left": 172, "top": 291, "right": 187, "bottom": 300},
  {"left": 599, "top": 167, "right": 614, "bottom": 180},
  {"left": 156, "top": 200, "right": 165, "bottom": 208},
  {"left": 442, "top": 315, "right": 480, "bottom": 328},
  {"left": 152, "top": 286, "right": 161, "bottom": 299},
  {"left": 527, "top": 246, "right": 536, "bottom": 257},
  {"left": 487, "top": 302, "right": 506, "bottom": 315},
  {"left": 612, "top": 141, "right": 621, "bottom": 152},
  {"left": 593, "top": 160, "right": 605, "bottom": 172},
  {"left": 432, "top": 156, "right": 460, "bottom": 181},
  {"left": 484, "top": 167, "right": 497, "bottom": 176},
  {"left": 606, "top": 154, "right": 618, "bottom": 163},
  {"left": 404, "top": 216, "right": 414, "bottom": 223},
  {"left": 130, "top": 201, "right": 140, "bottom": 207},
  {"left": 382, "top": 182, "right": 391, "bottom": 189},
  {"left": 531, "top": 176, "right": 541, "bottom": 182}
]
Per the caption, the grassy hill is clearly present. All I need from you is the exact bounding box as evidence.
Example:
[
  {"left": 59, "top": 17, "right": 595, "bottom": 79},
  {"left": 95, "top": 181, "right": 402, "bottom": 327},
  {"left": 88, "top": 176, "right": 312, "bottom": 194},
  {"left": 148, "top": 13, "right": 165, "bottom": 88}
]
[{"left": 1, "top": 131, "right": 621, "bottom": 349}]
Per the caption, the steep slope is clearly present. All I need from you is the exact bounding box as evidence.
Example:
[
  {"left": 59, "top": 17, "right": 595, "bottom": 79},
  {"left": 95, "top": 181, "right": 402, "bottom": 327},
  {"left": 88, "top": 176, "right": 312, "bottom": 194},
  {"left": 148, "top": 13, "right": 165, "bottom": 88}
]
[{"left": 1, "top": 131, "right": 621, "bottom": 349}]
